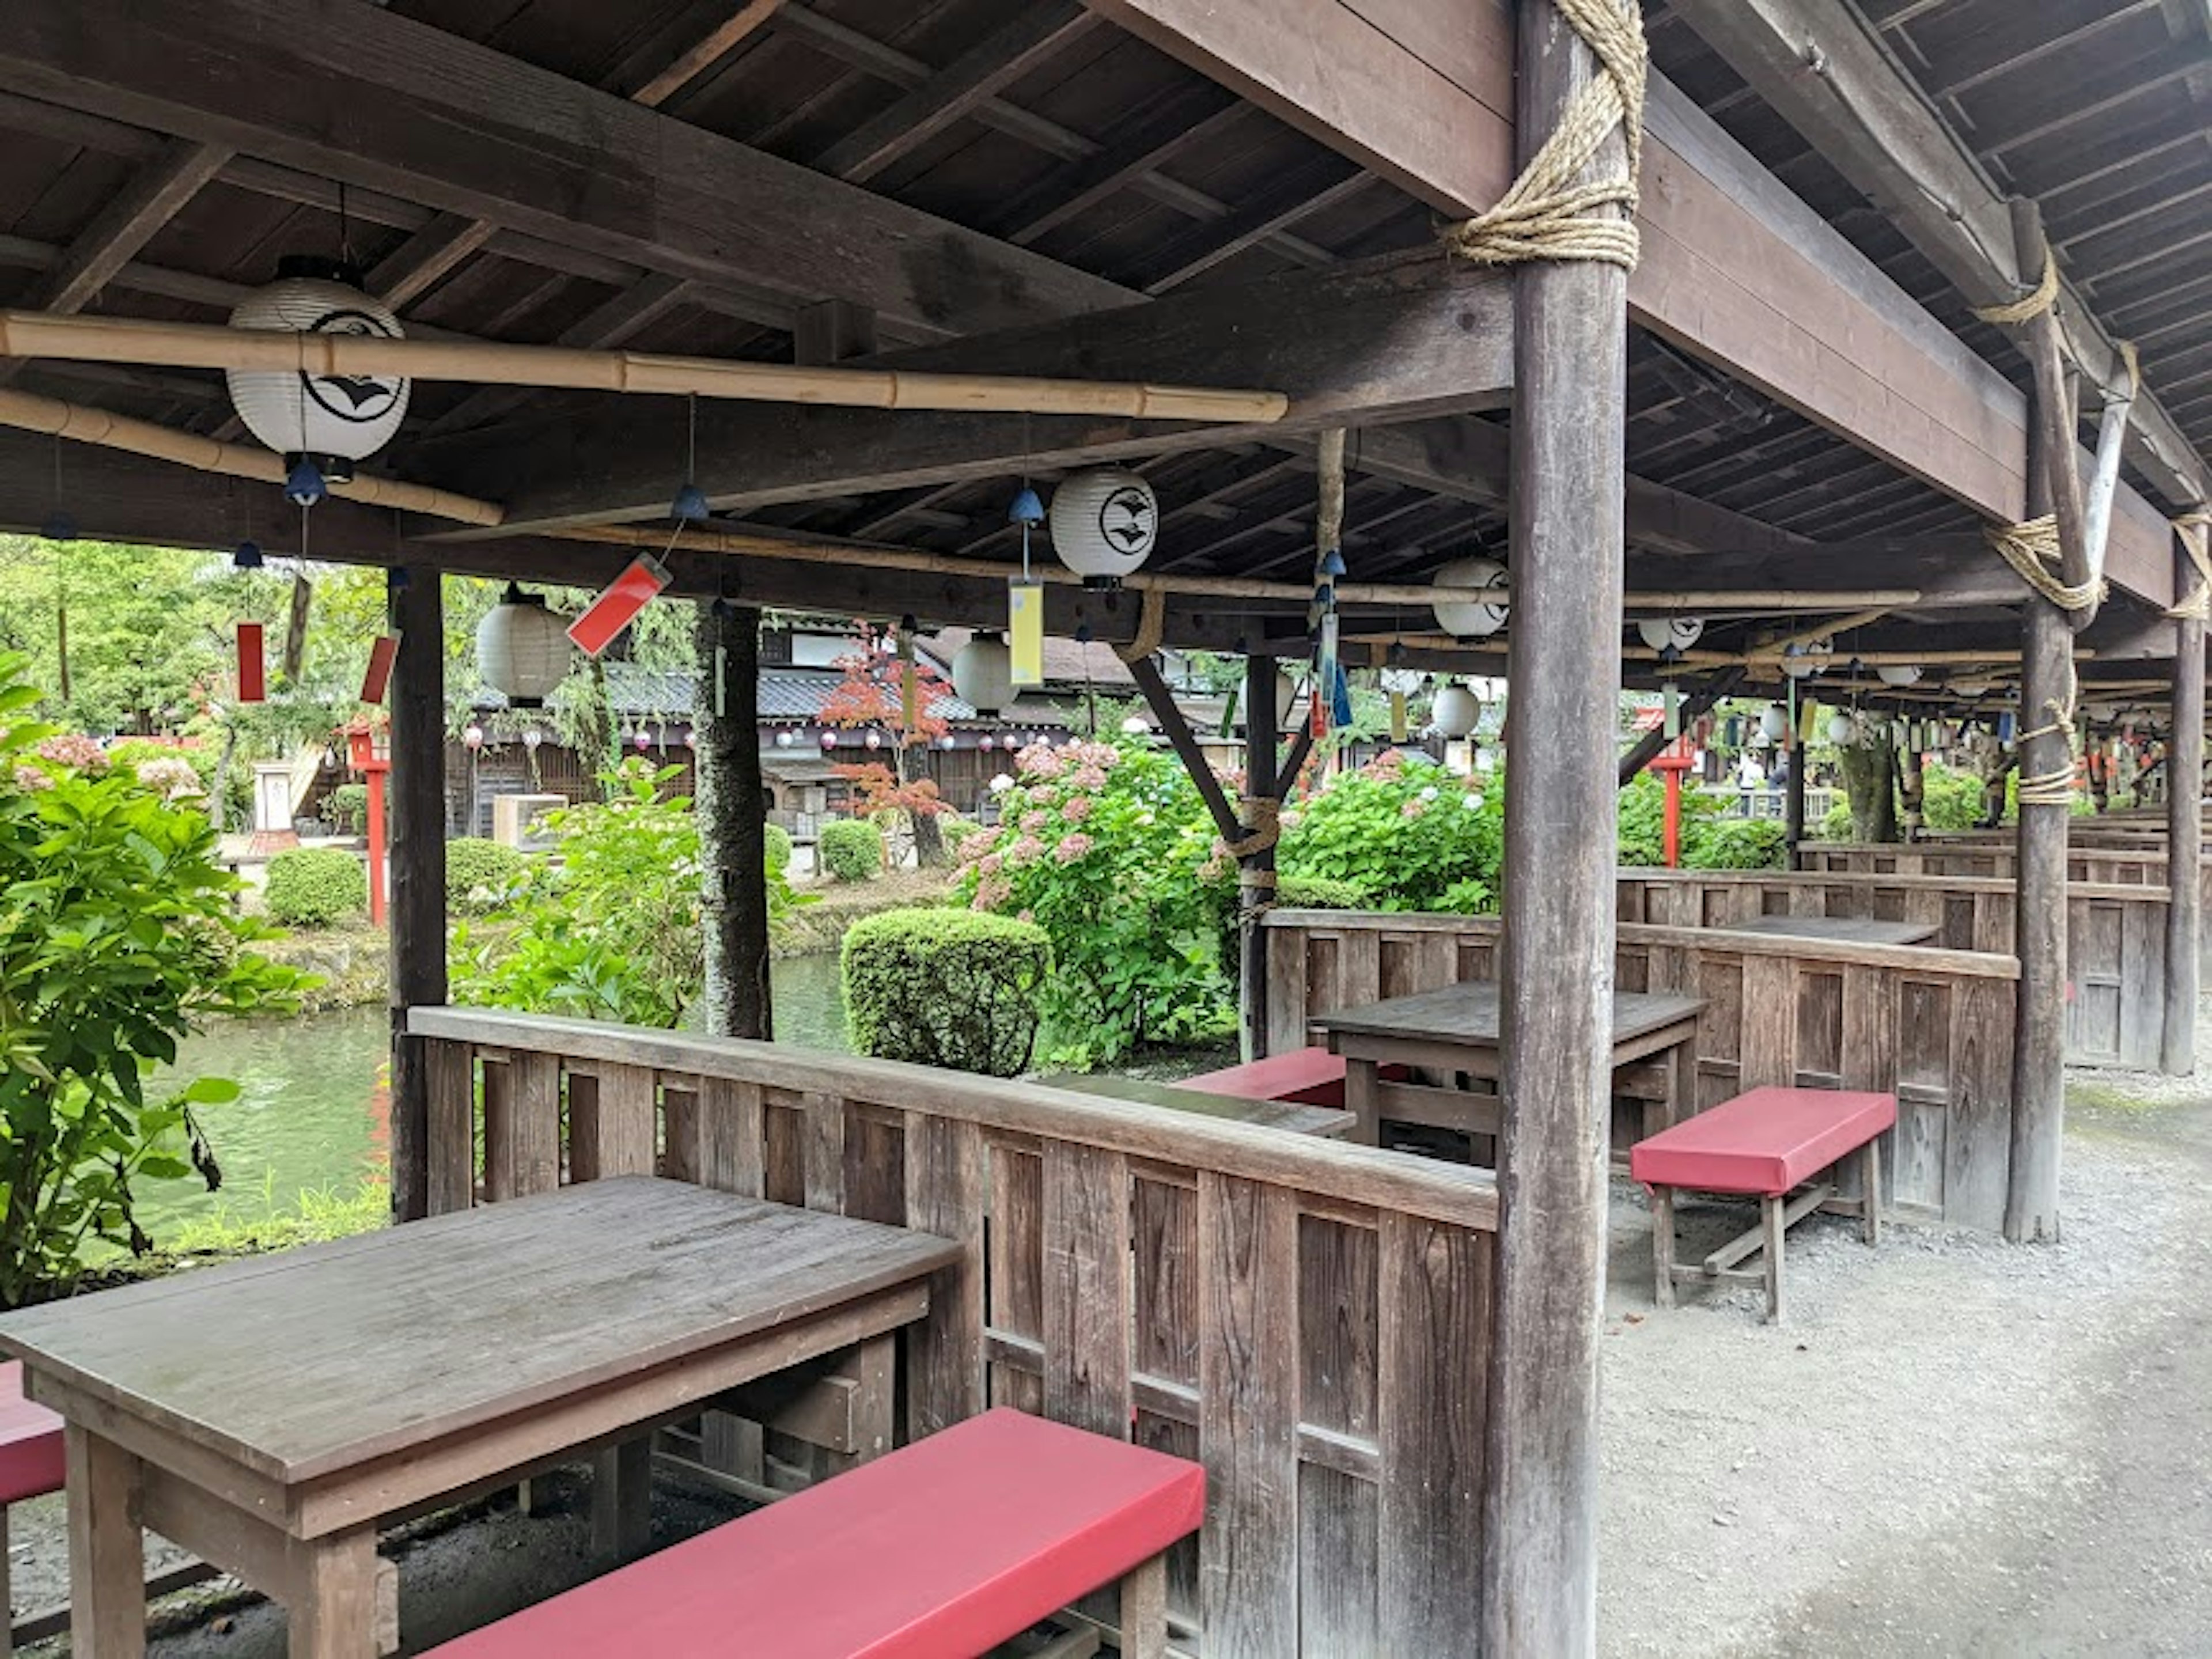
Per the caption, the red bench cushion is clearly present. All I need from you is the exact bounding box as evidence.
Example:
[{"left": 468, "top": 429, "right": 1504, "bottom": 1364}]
[
  {"left": 0, "top": 1361, "right": 65, "bottom": 1506},
  {"left": 1630, "top": 1088, "right": 1897, "bottom": 1196},
  {"left": 426, "top": 1409, "right": 1204, "bottom": 1659},
  {"left": 1183, "top": 1047, "right": 1349, "bottom": 1107}
]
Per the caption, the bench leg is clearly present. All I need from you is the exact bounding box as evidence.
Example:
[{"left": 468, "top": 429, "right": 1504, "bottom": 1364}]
[
  {"left": 1650, "top": 1185, "right": 1676, "bottom": 1309},
  {"left": 1762, "top": 1194, "right": 1786, "bottom": 1325},
  {"left": 823, "top": 1332, "right": 897, "bottom": 1475},
  {"left": 1862, "top": 1136, "right": 1883, "bottom": 1246},
  {"left": 590, "top": 1437, "right": 653, "bottom": 1561},
  {"left": 66, "top": 1424, "right": 145, "bottom": 1659},
  {"left": 1346, "top": 1058, "right": 1380, "bottom": 1147},
  {"left": 1118, "top": 1550, "right": 1168, "bottom": 1659}
]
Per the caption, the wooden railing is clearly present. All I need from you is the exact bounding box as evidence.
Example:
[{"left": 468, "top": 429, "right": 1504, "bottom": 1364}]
[
  {"left": 1799, "top": 838, "right": 2212, "bottom": 897},
  {"left": 407, "top": 1006, "right": 1497, "bottom": 1655},
  {"left": 1613, "top": 869, "right": 2172, "bottom": 1069},
  {"left": 1264, "top": 910, "right": 2019, "bottom": 1231}
]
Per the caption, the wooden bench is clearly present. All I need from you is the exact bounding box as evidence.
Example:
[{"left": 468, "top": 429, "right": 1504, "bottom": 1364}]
[
  {"left": 1630, "top": 1087, "right": 1896, "bottom": 1324},
  {"left": 0, "top": 1362, "right": 63, "bottom": 1657},
  {"left": 426, "top": 1408, "right": 1205, "bottom": 1658},
  {"left": 1181, "top": 1044, "right": 1410, "bottom": 1109}
]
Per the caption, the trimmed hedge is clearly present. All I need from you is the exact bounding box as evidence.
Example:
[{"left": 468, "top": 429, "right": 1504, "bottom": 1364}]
[
  {"left": 842, "top": 909, "right": 1051, "bottom": 1078},
  {"left": 819, "top": 817, "right": 883, "bottom": 882},
  {"left": 446, "top": 838, "right": 527, "bottom": 916},
  {"left": 1277, "top": 874, "right": 1370, "bottom": 910},
  {"left": 764, "top": 822, "right": 793, "bottom": 876},
  {"left": 264, "top": 847, "right": 368, "bottom": 927}
]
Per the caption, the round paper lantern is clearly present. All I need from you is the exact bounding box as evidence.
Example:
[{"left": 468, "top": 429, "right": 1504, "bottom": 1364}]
[
  {"left": 634, "top": 729, "right": 651, "bottom": 752},
  {"left": 1759, "top": 703, "right": 1790, "bottom": 742},
  {"left": 820, "top": 731, "right": 840, "bottom": 750},
  {"left": 938, "top": 733, "right": 957, "bottom": 751},
  {"left": 1636, "top": 616, "right": 1703, "bottom": 654},
  {"left": 1876, "top": 664, "right": 1923, "bottom": 687},
  {"left": 461, "top": 724, "right": 484, "bottom": 751},
  {"left": 952, "top": 630, "right": 1014, "bottom": 715},
  {"left": 864, "top": 731, "right": 882, "bottom": 750},
  {"left": 774, "top": 729, "right": 796, "bottom": 748},
  {"left": 1048, "top": 468, "right": 1157, "bottom": 586},
  {"left": 475, "top": 585, "right": 573, "bottom": 709},
  {"left": 1825, "top": 712, "right": 1855, "bottom": 745},
  {"left": 1431, "top": 558, "right": 1509, "bottom": 639},
  {"left": 1779, "top": 638, "right": 1831, "bottom": 680},
  {"left": 226, "top": 256, "right": 410, "bottom": 484},
  {"left": 1433, "top": 681, "right": 1482, "bottom": 738},
  {"left": 978, "top": 734, "right": 996, "bottom": 752}
]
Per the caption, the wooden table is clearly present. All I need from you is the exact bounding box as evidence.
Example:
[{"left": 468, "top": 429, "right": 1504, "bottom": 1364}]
[
  {"left": 1312, "top": 982, "right": 1707, "bottom": 1154},
  {"left": 0, "top": 1177, "right": 960, "bottom": 1658},
  {"left": 1037, "top": 1072, "right": 1357, "bottom": 1137},
  {"left": 1724, "top": 914, "right": 1941, "bottom": 946}
]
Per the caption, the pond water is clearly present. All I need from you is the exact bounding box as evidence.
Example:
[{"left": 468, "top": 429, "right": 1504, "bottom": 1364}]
[{"left": 135, "top": 956, "right": 855, "bottom": 1238}]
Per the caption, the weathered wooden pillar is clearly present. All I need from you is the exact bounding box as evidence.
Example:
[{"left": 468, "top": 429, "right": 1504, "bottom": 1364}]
[
  {"left": 696, "top": 600, "right": 772, "bottom": 1041},
  {"left": 1237, "top": 652, "right": 1279, "bottom": 1062},
  {"left": 1783, "top": 729, "right": 1806, "bottom": 862},
  {"left": 1480, "top": 5, "right": 1632, "bottom": 1650},
  {"left": 2164, "top": 518, "right": 2207, "bottom": 1074},
  {"left": 2005, "top": 200, "right": 2092, "bottom": 1245},
  {"left": 387, "top": 565, "right": 446, "bottom": 1224}
]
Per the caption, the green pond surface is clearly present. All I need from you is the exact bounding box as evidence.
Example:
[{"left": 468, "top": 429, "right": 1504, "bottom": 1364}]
[{"left": 137, "top": 957, "right": 856, "bottom": 1239}]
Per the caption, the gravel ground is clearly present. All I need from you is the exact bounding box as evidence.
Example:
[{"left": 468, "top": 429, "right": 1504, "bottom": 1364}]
[{"left": 13, "top": 1022, "right": 2212, "bottom": 1656}]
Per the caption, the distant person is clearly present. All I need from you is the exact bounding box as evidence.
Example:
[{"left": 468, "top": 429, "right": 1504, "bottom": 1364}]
[{"left": 1737, "top": 751, "right": 1766, "bottom": 793}]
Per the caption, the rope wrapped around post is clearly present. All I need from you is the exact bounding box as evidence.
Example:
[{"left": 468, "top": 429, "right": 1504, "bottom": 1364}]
[
  {"left": 2014, "top": 656, "right": 2080, "bottom": 809},
  {"left": 1112, "top": 587, "right": 1168, "bottom": 665},
  {"left": 1972, "top": 255, "right": 2060, "bottom": 327},
  {"left": 1987, "top": 515, "right": 2106, "bottom": 613},
  {"left": 1440, "top": 0, "right": 1647, "bottom": 271},
  {"left": 2169, "top": 510, "right": 2212, "bottom": 623},
  {"left": 1232, "top": 795, "right": 1281, "bottom": 922}
]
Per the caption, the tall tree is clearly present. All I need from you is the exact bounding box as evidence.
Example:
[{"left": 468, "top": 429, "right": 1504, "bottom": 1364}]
[{"left": 694, "top": 601, "right": 771, "bottom": 1040}]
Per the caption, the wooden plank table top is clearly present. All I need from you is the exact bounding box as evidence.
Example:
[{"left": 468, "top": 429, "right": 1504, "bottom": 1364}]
[
  {"left": 1724, "top": 914, "right": 1941, "bottom": 946},
  {"left": 1037, "top": 1071, "right": 1356, "bottom": 1138},
  {"left": 1312, "top": 981, "right": 1707, "bottom": 1048}
]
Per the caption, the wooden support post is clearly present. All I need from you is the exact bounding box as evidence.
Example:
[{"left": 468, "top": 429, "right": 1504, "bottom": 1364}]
[
  {"left": 1783, "top": 734, "right": 1806, "bottom": 863},
  {"left": 696, "top": 600, "right": 772, "bottom": 1040},
  {"left": 387, "top": 566, "right": 446, "bottom": 1225},
  {"left": 1238, "top": 653, "right": 1279, "bottom": 1063},
  {"left": 2163, "top": 518, "right": 2206, "bottom": 1075},
  {"left": 1480, "top": 3, "right": 1630, "bottom": 1649},
  {"left": 1129, "top": 654, "right": 1243, "bottom": 845}
]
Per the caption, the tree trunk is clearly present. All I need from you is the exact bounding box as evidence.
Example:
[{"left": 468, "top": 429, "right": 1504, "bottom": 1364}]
[
  {"left": 575, "top": 654, "right": 616, "bottom": 795},
  {"left": 1838, "top": 741, "right": 1899, "bottom": 842},
  {"left": 695, "top": 602, "right": 771, "bottom": 1041}
]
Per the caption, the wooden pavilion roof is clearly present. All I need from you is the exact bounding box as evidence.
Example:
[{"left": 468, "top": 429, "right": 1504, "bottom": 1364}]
[{"left": 0, "top": 0, "right": 2203, "bottom": 704}]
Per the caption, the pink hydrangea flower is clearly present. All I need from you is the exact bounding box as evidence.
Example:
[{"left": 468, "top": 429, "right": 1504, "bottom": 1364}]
[
  {"left": 1070, "top": 767, "right": 1108, "bottom": 790},
  {"left": 972, "top": 876, "right": 1012, "bottom": 911},
  {"left": 33, "top": 734, "right": 108, "bottom": 773},
  {"left": 1401, "top": 799, "right": 1427, "bottom": 819},
  {"left": 1019, "top": 745, "right": 1066, "bottom": 780},
  {"left": 1020, "top": 810, "right": 1048, "bottom": 834},
  {"left": 1052, "top": 833, "right": 1094, "bottom": 865},
  {"left": 978, "top": 853, "right": 1003, "bottom": 876},
  {"left": 12, "top": 764, "right": 52, "bottom": 792},
  {"left": 1017, "top": 908, "right": 1036, "bottom": 926},
  {"left": 1007, "top": 835, "right": 1046, "bottom": 867},
  {"left": 1062, "top": 794, "right": 1094, "bottom": 823}
]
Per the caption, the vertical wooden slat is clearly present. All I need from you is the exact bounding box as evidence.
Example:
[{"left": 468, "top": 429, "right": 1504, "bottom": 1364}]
[
  {"left": 1196, "top": 1171, "right": 1298, "bottom": 1655},
  {"left": 491, "top": 1050, "right": 560, "bottom": 1198},
  {"left": 569, "top": 1062, "right": 657, "bottom": 1183},
  {"left": 700, "top": 1076, "right": 766, "bottom": 1196},
  {"left": 903, "top": 1113, "right": 986, "bottom": 1441},
  {"left": 660, "top": 1082, "right": 701, "bottom": 1185},
  {"left": 843, "top": 1107, "right": 907, "bottom": 1225},
  {"left": 987, "top": 1142, "right": 1045, "bottom": 1413},
  {"left": 480, "top": 1054, "right": 514, "bottom": 1202},
  {"left": 1043, "top": 1142, "right": 1132, "bottom": 1439},
  {"left": 1378, "top": 1212, "right": 1490, "bottom": 1651},
  {"left": 424, "top": 1040, "right": 476, "bottom": 1215},
  {"left": 1132, "top": 1173, "right": 1202, "bottom": 1624},
  {"left": 1297, "top": 1212, "right": 1380, "bottom": 1653},
  {"left": 804, "top": 1090, "right": 847, "bottom": 1214}
]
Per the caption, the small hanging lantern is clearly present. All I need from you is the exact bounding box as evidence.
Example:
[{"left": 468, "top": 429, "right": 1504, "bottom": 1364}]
[
  {"left": 1876, "top": 664, "right": 1923, "bottom": 687},
  {"left": 1825, "top": 711, "right": 1855, "bottom": 745},
  {"left": 774, "top": 729, "right": 796, "bottom": 749},
  {"left": 634, "top": 729, "right": 652, "bottom": 752},
  {"left": 1759, "top": 703, "right": 1790, "bottom": 742},
  {"left": 1779, "top": 638, "right": 1832, "bottom": 680},
  {"left": 1433, "top": 681, "right": 1482, "bottom": 738},
  {"left": 864, "top": 730, "right": 883, "bottom": 750},
  {"left": 475, "top": 584, "right": 574, "bottom": 709},
  {"left": 820, "top": 730, "right": 840, "bottom": 751},
  {"left": 461, "top": 724, "right": 484, "bottom": 751},
  {"left": 1637, "top": 616, "right": 1703, "bottom": 656},
  {"left": 952, "top": 630, "right": 1015, "bottom": 716},
  {"left": 1048, "top": 468, "right": 1156, "bottom": 588},
  {"left": 227, "top": 256, "right": 410, "bottom": 489},
  {"left": 938, "top": 733, "right": 959, "bottom": 751},
  {"left": 1430, "top": 557, "right": 1509, "bottom": 640},
  {"left": 233, "top": 539, "right": 264, "bottom": 571},
  {"left": 521, "top": 726, "right": 544, "bottom": 754}
]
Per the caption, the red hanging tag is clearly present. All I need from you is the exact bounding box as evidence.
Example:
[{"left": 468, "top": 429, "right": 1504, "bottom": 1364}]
[
  {"left": 569, "top": 554, "right": 671, "bottom": 658},
  {"left": 361, "top": 634, "right": 399, "bottom": 705},
  {"left": 236, "top": 622, "right": 266, "bottom": 704}
]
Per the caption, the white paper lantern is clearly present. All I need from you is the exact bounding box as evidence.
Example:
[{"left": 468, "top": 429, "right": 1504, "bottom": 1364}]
[
  {"left": 1636, "top": 616, "right": 1703, "bottom": 654},
  {"left": 1876, "top": 664, "right": 1923, "bottom": 687},
  {"left": 1431, "top": 558, "right": 1509, "bottom": 639},
  {"left": 1779, "top": 638, "right": 1831, "bottom": 680},
  {"left": 1759, "top": 703, "right": 1790, "bottom": 742},
  {"left": 952, "top": 631, "right": 1014, "bottom": 715},
  {"left": 1433, "top": 681, "right": 1482, "bottom": 738},
  {"left": 774, "top": 729, "right": 796, "bottom": 748},
  {"left": 1825, "top": 712, "right": 1855, "bottom": 745},
  {"left": 475, "top": 585, "right": 573, "bottom": 709},
  {"left": 226, "top": 257, "right": 410, "bottom": 480},
  {"left": 1048, "top": 468, "right": 1157, "bottom": 586}
]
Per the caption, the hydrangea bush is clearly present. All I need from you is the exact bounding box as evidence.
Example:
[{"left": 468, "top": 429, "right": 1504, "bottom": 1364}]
[{"left": 1275, "top": 749, "right": 1503, "bottom": 912}]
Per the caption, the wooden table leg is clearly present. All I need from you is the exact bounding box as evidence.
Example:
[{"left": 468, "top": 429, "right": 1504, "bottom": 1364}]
[
  {"left": 65, "top": 1423, "right": 145, "bottom": 1659},
  {"left": 1762, "top": 1194, "right": 1786, "bottom": 1325},
  {"left": 591, "top": 1437, "right": 654, "bottom": 1559},
  {"left": 823, "top": 1332, "right": 896, "bottom": 1474},
  {"left": 1119, "top": 1550, "right": 1168, "bottom": 1659},
  {"left": 289, "top": 1524, "right": 380, "bottom": 1659},
  {"left": 1862, "top": 1136, "right": 1883, "bottom": 1246},
  {"left": 1346, "top": 1057, "right": 1380, "bottom": 1146},
  {"left": 1650, "top": 1185, "right": 1676, "bottom": 1309}
]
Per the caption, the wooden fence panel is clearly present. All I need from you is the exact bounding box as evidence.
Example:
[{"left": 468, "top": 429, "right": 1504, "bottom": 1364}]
[{"left": 408, "top": 1007, "right": 1500, "bottom": 1656}]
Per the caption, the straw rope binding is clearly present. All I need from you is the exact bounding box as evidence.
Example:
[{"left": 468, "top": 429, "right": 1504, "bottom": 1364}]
[
  {"left": 2172, "top": 510, "right": 2212, "bottom": 622},
  {"left": 1113, "top": 586, "right": 1168, "bottom": 665},
  {"left": 1986, "top": 515, "right": 2105, "bottom": 613},
  {"left": 1972, "top": 254, "right": 2059, "bottom": 327},
  {"left": 2015, "top": 655, "right": 2080, "bottom": 808},
  {"left": 1441, "top": 0, "right": 1647, "bottom": 270}
]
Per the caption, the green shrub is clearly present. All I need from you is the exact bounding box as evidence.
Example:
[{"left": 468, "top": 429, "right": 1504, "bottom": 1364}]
[
  {"left": 445, "top": 838, "right": 527, "bottom": 916},
  {"left": 264, "top": 847, "right": 368, "bottom": 927},
  {"left": 0, "top": 653, "right": 309, "bottom": 1303},
  {"left": 322, "top": 782, "right": 369, "bottom": 835},
  {"left": 1278, "top": 750, "right": 1501, "bottom": 912},
  {"left": 1277, "top": 874, "right": 1371, "bottom": 910},
  {"left": 820, "top": 817, "right": 883, "bottom": 882},
  {"left": 938, "top": 815, "right": 982, "bottom": 858},
  {"left": 764, "top": 822, "right": 793, "bottom": 876},
  {"left": 1682, "top": 817, "right": 1787, "bottom": 870},
  {"left": 842, "top": 909, "right": 1051, "bottom": 1077}
]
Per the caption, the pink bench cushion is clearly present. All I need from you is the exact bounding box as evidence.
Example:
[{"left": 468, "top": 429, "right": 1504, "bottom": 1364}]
[
  {"left": 0, "top": 1360, "right": 65, "bottom": 1506},
  {"left": 1630, "top": 1088, "right": 1897, "bottom": 1196},
  {"left": 425, "top": 1408, "right": 1205, "bottom": 1659},
  {"left": 1183, "top": 1046, "right": 1349, "bottom": 1107}
]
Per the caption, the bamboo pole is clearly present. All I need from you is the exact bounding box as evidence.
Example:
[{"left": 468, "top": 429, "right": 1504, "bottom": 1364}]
[
  {"left": 0, "top": 308, "right": 1290, "bottom": 424},
  {"left": 0, "top": 385, "right": 505, "bottom": 525}
]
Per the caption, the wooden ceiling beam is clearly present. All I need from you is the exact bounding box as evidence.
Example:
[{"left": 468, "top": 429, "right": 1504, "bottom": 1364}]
[
  {"left": 609, "top": 0, "right": 786, "bottom": 108},
  {"left": 1665, "top": 0, "right": 2212, "bottom": 516}
]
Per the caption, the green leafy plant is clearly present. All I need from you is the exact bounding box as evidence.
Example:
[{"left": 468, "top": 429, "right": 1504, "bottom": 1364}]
[
  {"left": 819, "top": 817, "right": 884, "bottom": 882},
  {"left": 1276, "top": 873, "right": 1371, "bottom": 910},
  {"left": 445, "top": 837, "right": 528, "bottom": 918},
  {"left": 0, "top": 653, "right": 309, "bottom": 1305},
  {"left": 263, "top": 847, "right": 369, "bottom": 927},
  {"left": 764, "top": 821, "right": 793, "bottom": 877},
  {"left": 1278, "top": 749, "right": 1502, "bottom": 912},
  {"left": 322, "top": 782, "right": 369, "bottom": 836},
  {"left": 955, "top": 738, "right": 1230, "bottom": 1069},
  {"left": 841, "top": 909, "right": 1051, "bottom": 1077}
]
